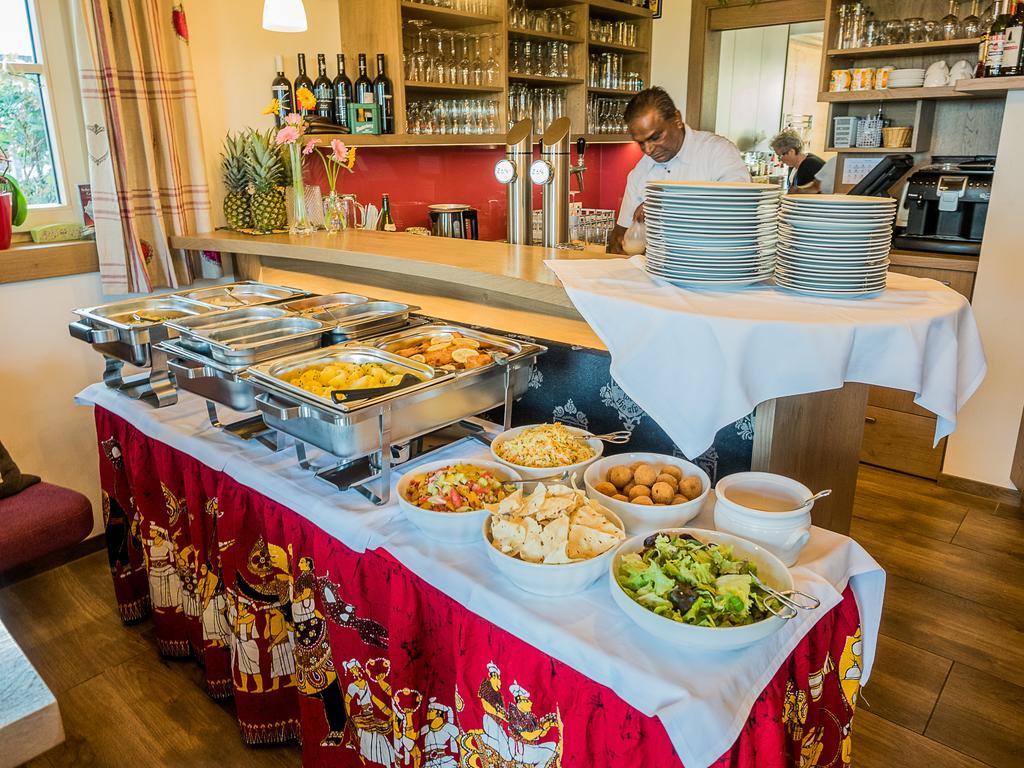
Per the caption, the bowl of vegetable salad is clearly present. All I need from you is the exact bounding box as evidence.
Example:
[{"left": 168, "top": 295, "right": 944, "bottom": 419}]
[
  {"left": 608, "top": 528, "right": 795, "bottom": 650},
  {"left": 397, "top": 460, "right": 522, "bottom": 544}
]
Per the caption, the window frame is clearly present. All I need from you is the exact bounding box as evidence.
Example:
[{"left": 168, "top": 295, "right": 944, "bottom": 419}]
[{"left": 2, "top": 0, "right": 89, "bottom": 231}]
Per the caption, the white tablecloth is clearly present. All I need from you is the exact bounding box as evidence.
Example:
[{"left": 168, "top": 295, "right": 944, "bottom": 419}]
[
  {"left": 546, "top": 256, "right": 987, "bottom": 459},
  {"left": 76, "top": 384, "right": 884, "bottom": 767}
]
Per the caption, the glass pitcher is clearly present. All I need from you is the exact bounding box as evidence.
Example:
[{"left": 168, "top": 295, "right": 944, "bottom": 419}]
[{"left": 341, "top": 194, "right": 366, "bottom": 230}]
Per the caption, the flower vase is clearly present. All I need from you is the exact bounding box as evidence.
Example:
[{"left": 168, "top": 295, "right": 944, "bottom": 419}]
[
  {"left": 288, "top": 143, "right": 316, "bottom": 236},
  {"left": 323, "top": 191, "right": 346, "bottom": 233}
]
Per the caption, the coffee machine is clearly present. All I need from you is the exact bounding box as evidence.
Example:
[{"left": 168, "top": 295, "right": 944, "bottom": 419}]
[{"left": 894, "top": 156, "right": 994, "bottom": 256}]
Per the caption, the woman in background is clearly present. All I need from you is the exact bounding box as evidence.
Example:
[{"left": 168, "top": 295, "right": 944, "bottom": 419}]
[{"left": 771, "top": 130, "right": 825, "bottom": 194}]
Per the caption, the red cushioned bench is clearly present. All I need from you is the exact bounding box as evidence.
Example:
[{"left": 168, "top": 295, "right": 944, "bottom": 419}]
[{"left": 0, "top": 483, "right": 93, "bottom": 573}]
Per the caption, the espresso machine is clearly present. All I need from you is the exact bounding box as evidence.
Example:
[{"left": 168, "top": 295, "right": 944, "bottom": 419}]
[{"left": 894, "top": 156, "right": 994, "bottom": 256}]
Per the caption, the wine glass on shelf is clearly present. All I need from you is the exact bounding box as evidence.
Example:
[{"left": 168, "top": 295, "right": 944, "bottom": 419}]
[
  {"left": 471, "top": 34, "right": 484, "bottom": 86},
  {"left": 456, "top": 31, "right": 472, "bottom": 85},
  {"left": 939, "top": 0, "right": 960, "bottom": 40},
  {"left": 407, "top": 20, "right": 430, "bottom": 82},
  {"left": 961, "top": 0, "right": 981, "bottom": 36},
  {"left": 444, "top": 30, "right": 459, "bottom": 85},
  {"left": 428, "top": 28, "right": 447, "bottom": 83},
  {"left": 485, "top": 33, "right": 501, "bottom": 85}
]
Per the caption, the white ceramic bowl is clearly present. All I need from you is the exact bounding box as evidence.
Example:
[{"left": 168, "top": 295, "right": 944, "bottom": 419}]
[
  {"left": 489, "top": 424, "right": 604, "bottom": 482},
  {"left": 483, "top": 506, "right": 625, "bottom": 596},
  {"left": 583, "top": 453, "right": 710, "bottom": 535},
  {"left": 396, "top": 459, "right": 522, "bottom": 544},
  {"left": 713, "top": 472, "right": 814, "bottom": 566},
  {"left": 609, "top": 528, "right": 793, "bottom": 650}
]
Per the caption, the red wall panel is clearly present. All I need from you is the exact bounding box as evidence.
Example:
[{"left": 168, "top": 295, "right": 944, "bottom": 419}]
[{"left": 303, "top": 142, "right": 642, "bottom": 241}]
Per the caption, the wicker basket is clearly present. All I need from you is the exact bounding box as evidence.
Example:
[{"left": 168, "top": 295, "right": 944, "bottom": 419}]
[{"left": 882, "top": 126, "right": 913, "bottom": 148}]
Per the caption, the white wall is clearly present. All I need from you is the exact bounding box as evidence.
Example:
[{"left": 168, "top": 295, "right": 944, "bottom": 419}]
[
  {"left": 0, "top": 274, "right": 108, "bottom": 535},
  {"left": 942, "top": 90, "right": 1024, "bottom": 491},
  {"left": 187, "top": 1, "right": 343, "bottom": 225},
  {"left": 715, "top": 26, "right": 789, "bottom": 152},
  {"left": 651, "top": 1, "right": 692, "bottom": 111}
]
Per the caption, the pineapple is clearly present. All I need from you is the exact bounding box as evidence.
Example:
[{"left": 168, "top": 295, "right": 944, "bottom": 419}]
[
  {"left": 245, "top": 128, "right": 288, "bottom": 232},
  {"left": 221, "top": 131, "right": 253, "bottom": 230}
]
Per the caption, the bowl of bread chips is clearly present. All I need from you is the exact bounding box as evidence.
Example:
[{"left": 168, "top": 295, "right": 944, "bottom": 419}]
[
  {"left": 583, "top": 453, "right": 710, "bottom": 535},
  {"left": 483, "top": 482, "right": 626, "bottom": 596}
]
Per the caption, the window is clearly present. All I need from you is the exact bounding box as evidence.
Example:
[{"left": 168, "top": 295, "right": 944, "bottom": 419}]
[{"left": 0, "top": 0, "right": 87, "bottom": 229}]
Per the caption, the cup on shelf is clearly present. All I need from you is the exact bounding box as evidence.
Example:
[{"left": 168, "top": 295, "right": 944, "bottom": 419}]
[
  {"left": 851, "top": 67, "right": 876, "bottom": 90},
  {"left": 829, "top": 68, "right": 853, "bottom": 92}
]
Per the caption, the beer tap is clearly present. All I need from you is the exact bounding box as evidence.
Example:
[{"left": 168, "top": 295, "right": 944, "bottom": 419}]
[
  {"left": 494, "top": 119, "right": 534, "bottom": 245},
  {"left": 570, "top": 137, "right": 587, "bottom": 194}
]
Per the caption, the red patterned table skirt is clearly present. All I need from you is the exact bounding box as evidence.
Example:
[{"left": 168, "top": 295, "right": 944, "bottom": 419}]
[{"left": 95, "top": 407, "right": 862, "bottom": 767}]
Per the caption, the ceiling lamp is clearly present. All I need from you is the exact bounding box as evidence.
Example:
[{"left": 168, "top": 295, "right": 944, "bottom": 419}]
[{"left": 262, "top": 0, "right": 308, "bottom": 33}]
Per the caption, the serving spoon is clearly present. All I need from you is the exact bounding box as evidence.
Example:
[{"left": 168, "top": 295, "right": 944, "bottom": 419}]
[{"left": 800, "top": 488, "right": 832, "bottom": 507}]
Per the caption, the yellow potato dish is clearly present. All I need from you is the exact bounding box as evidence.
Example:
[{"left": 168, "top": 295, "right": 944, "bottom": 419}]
[{"left": 282, "top": 361, "right": 420, "bottom": 398}]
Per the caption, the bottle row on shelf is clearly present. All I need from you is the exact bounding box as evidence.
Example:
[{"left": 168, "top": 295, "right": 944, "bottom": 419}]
[
  {"left": 403, "top": 21, "right": 503, "bottom": 87},
  {"left": 271, "top": 52, "right": 395, "bottom": 134}
]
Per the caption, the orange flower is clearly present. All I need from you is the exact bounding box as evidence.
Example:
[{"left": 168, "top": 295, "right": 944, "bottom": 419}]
[
  {"left": 345, "top": 146, "right": 357, "bottom": 171},
  {"left": 295, "top": 86, "right": 316, "bottom": 111},
  {"left": 262, "top": 98, "right": 280, "bottom": 116}
]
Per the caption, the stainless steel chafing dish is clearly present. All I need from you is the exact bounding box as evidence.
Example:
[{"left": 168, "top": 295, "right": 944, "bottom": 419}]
[
  {"left": 313, "top": 301, "right": 420, "bottom": 343},
  {"left": 70, "top": 295, "right": 221, "bottom": 406},
  {"left": 177, "top": 280, "right": 309, "bottom": 308},
  {"left": 245, "top": 332, "right": 545, "bottom": 504},
  {"left": 165, "top": 305, "right": 295, "bottom": 354},
  {"left": 195, "top": 316, "right": 327, "bottom": 366},
  {"left": 279, "top": 292, "right": 371, "bottom": 315}
]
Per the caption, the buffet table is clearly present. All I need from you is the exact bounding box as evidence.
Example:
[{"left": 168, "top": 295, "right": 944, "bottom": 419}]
[{"left": 79, "top": 383, "right": 883, "bottom": 768}]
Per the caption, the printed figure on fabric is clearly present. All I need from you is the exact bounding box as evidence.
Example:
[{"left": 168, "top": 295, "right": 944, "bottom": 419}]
[
  {"left": 141, "top": 522, "right": 183, "bottom": 612},
  {"left": 291, "top": 555, "right": 389, "bottom": 747},
  {"left": 199, "top": 497, "right": 234, "bottom": 654},
  {"left": 455, "top": 662, "right": 563, "bottom": 768},
  {"left": 781, "top": 627, "right": 863, "bottom": 768},
  {"left": 343, "top": 658, "right": 398, "bottom": 765},
  {"left": 102, "top": 490, "right": 143, "bottom": 578},
  {"left": 231, "top": 537, "right": 297, "bottom": 695}
]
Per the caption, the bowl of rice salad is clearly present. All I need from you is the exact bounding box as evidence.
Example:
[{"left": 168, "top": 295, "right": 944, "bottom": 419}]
[{"left": 490, "top": 423, "right": 604, "bottom": 481}]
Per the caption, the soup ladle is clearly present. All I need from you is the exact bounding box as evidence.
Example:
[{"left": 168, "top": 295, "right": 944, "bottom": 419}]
[{"left": 800, "top": 488, "right": 832, "bottom": 507}]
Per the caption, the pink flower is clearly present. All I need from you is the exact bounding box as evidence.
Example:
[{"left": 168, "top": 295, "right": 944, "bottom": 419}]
[
  {"left": 275, "top": 126, "right": 299, "bottom": 145},
  {"left": 284, "top": 112, "right": 303, "bottom": 127},
  {"left": 329, "top": 139, "right": 348, "bottom": 163},
  {"left": 303, "top": 138, "right": 320, "bottom": 156}
]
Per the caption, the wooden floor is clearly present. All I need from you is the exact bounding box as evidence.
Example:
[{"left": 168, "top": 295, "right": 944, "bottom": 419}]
[{"left": 2, "top": 464, "right": 1021, "bottom": 767}]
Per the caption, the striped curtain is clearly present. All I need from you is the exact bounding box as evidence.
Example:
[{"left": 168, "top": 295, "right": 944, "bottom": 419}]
[{"left": 72, "top": 0, "right": 220, "bottom": 294}]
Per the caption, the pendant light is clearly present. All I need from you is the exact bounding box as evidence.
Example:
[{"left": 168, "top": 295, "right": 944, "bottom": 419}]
[{"left": 262, "top": 0, "right": 308, "bottom": 33}]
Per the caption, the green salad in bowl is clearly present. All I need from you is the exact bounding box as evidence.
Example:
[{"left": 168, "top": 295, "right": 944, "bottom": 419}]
[{"left": 615, "top": 532, "right": 775, "bottom": 628}]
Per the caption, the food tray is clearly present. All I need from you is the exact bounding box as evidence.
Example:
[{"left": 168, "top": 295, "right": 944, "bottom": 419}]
[
  {"left": 203, "top": 316, "right": 327, "bottom": 366},
  {"left": 279, "top": 292, "right": 372, "bottom": 315},
  {"left": 313, "top": 301, "right": 420, "bottom": 342},
  {"left": 368, "top": 323, "right": 543, "bottom": 376},
  {"left": 179, "top": 281, "right": 308, "bottom": 308},
  {"left": 160, "top": 341, "right": 257, "bottom": 411},
  {"left": 165, "top": 305, "right": 294, "bottom": 354},
  {"left": 246, "top": 344, "right": 539, "bottom": 460}
]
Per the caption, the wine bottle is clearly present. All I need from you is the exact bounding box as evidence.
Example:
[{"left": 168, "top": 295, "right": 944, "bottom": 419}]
[
  {"left": 314, "top": 53, "right": 334, "bottom": 122},
  {"left": 373, "top": 53, "right": 395, "bottom": 134},
  {"left": 333, "top": 54, "right": 353, "bottom": 131},
  {"left": 985, "top": 0, "right": 1013, "bottom": 76},
  {"left": 377, "top": 193, "right": 397, "bottom": 232},
  {"left": 354, "top": 53, "right": 374, "bottom": 105},
  {"left": 1004, "top": 0, "right": 1024, "bottom": 75},
  {"left": 271, "top": 55, "right": 292, "bottom": 127},
  {"left": 294, "top": 53, "right": 315, "bottom": 116}
]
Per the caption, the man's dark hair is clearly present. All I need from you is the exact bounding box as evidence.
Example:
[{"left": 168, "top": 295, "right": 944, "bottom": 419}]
[{"left": 623, "top": 87, "right": 678, "bottom": 124}]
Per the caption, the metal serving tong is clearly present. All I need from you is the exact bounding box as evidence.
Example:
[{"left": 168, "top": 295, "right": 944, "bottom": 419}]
[
  {"left": 587, "top": 430, "right": 632, "bottom": 444},
  {"left": 503, "top": 471, "right": 573, "bottom": 486},
  {"left": 751, "top": 573, "right": 821, "bottom": 620}
]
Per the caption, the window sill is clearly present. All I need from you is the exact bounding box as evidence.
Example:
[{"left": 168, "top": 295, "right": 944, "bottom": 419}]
[{"left": 0, "top": 238, "right": 99, "bottom": 285}]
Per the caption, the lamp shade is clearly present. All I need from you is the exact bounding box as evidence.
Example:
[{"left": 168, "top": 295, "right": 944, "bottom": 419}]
[{"left": 262, "top": 0, "right": 308, "bottom": 33}]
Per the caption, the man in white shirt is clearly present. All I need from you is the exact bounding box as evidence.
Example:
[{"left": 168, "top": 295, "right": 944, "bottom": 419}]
[{"left": 607, "top": 87, "right": 751, "bottom": 254}]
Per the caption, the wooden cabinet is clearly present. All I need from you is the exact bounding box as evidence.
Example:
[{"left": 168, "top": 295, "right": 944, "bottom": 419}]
[
  {"left": 859, "top": 252, "right": 977, "bottom": 478},
  {"left": 331, "top": 0, "right": 653, "bottom": 146}
]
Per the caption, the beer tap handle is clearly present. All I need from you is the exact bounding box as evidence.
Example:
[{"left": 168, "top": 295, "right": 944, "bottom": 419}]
[{"left": 571, "top": 137, "right": 587, "bottom": 193}]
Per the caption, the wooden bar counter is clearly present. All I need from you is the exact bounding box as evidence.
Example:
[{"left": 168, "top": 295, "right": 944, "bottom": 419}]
[{"left": 171, "top": 229, "right": 868, "bottom": 534}]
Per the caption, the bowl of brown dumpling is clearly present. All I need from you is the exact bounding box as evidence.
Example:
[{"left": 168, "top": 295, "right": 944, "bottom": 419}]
[{"left": 583, "top": 453, "right": 711, "bottom": 535}]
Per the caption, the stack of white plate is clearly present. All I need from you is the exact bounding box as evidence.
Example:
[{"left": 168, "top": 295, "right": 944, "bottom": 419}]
[
  {"left": 888, "top": 68, "right": 925, "bottom": 88},
  {"left": 643, "top": 181, "right": 781, "bottom": 286},
  {"left": 775, "top": 194, "right": 896, "bottom": 297}
]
